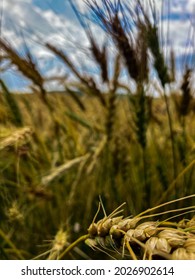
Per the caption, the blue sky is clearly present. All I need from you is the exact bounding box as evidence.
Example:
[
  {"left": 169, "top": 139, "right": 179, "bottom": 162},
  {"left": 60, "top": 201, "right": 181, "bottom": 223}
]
[
  {"left": 1, "top": 0, "right": 195, "bottom": 91},
  {"left": 33, "top": 0, "right": 73, "bottom": 16}
]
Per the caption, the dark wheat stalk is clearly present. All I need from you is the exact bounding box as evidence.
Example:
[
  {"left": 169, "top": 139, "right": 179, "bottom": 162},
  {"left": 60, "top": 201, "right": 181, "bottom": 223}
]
[
  {"left": 105, "top": 53, "right": 121, "bottom": 142},
  {"left": 180, "top": 68, "right": 193, "bottom": 195},
  {"left": 135, "top": 84, "right": 150, "bottom": 207},
  {"left": 106, "top": 89, "right": 116, "bottom": 142},
  {"left": 139, "top": 6, "right": 178, "bottom": 197}
]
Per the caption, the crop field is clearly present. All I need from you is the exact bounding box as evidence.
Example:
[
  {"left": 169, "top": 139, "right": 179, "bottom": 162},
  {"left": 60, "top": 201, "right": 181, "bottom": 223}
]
[{"left": 0, "top": 0, "right": 195, "bottom": 260}]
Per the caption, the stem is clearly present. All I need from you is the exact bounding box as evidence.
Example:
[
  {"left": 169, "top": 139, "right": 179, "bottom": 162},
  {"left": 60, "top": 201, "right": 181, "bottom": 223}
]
[
  {"left": 59, "top": 234, "right": 89, "bottom": 259},
  {"left": 181, "top": 115, "right": 187, "bottom": 195},
  {"left": 163, "top": 90, "right": 177, "bottom": 196},
  {"left": 156, "top": 160, "right": 195, "bottom": 205},
  {"left": 0, "top": 229, "right": 24, "bottom": 260},
  {"left": 142, "top": 148, "right": 150, "bottom": 208},
  {"left": 125, "top": 240, "right": 137, "bottom": 260}
]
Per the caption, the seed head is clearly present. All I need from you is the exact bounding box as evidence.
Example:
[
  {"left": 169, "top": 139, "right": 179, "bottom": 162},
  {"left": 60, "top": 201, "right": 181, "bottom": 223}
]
[
  {"left": 7, "top": 201, "right": 24, "bottom": 222},
  {"left": 156, "top": 237, "right": 172, "bottom": 254},
  {"left": 52, "top": 229, "right": 68, "bottom": 252},
  {"left": 145, "top": 236, "right": 159, "bottom": 252},
  {"left": 172, "top": 248, "right": 187, "bottom": 259},
  {"left": 184, "top": 238, "right": 195, "bottom": 253},
  {"left": 158, "top": 229, "right": 186, "bottom": 247}
]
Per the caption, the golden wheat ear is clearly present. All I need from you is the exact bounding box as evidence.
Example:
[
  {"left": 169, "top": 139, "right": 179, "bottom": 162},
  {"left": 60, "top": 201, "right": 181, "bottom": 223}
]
[{"left": 86, "top": 195, "right": 195, "bottom": 259}]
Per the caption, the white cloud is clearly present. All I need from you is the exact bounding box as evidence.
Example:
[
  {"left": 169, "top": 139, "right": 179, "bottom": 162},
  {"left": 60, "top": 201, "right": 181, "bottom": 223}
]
[{"left": 3, "top": 3, "right": 55, "bottom": 38}]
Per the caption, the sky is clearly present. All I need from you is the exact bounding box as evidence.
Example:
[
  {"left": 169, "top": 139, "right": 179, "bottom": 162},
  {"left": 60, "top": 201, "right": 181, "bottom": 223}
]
[{"left": 1, "top": 0, "right": 195, "bottom": 91}]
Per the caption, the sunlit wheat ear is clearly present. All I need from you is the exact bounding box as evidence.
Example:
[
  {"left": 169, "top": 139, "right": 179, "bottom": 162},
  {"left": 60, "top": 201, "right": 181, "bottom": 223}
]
[
  {"left": 0, "top": 127, "right": 33, "bottom": 151},
  {"left": 86, "top": 194, "right": 195, "bottom": 259},
  {"left": 32, "top": 229, "right": 69, "bottom": 260},
  {"left": 48, "top": 229, "right": 69, "bottom": 260},
  {"left": 6, "top": 201, "right": 24, "bottom": 223}
]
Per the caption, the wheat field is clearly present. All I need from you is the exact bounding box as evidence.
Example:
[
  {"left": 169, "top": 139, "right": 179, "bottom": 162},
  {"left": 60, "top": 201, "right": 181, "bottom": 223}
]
[{"left": 0, "top": 0, "right": 195, "bottom": 259}]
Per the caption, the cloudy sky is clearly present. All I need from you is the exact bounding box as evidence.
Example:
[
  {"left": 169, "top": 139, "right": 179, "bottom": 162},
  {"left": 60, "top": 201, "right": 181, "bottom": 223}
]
[{"left": 1, "top": 0, "right": 195, "bottom": 91}]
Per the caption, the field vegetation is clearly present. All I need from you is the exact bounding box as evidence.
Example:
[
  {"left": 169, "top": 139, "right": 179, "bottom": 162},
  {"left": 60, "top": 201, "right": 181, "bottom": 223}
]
[{"left": 0, "top": 0, "right": 195, "bottom": 259}]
